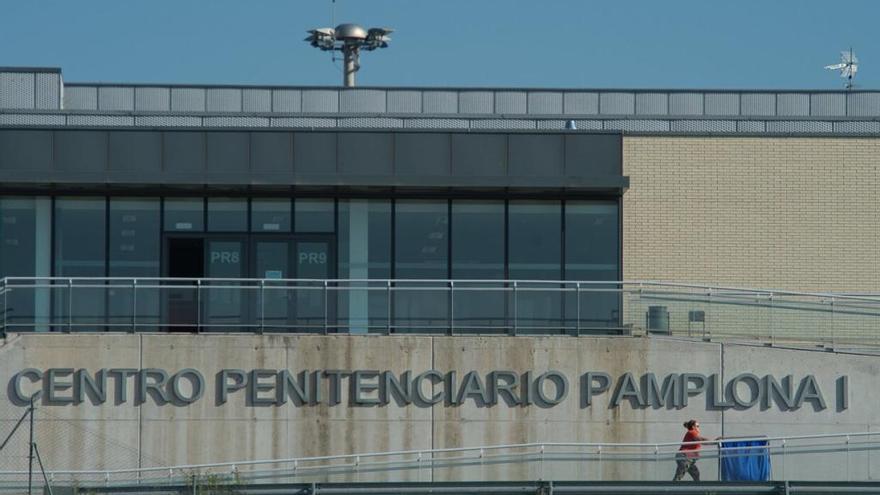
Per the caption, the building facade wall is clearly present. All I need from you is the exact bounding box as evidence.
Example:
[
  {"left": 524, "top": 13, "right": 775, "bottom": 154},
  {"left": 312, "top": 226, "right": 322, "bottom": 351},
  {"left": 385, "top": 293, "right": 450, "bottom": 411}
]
[{"left": 623, "top": 136, "right": 880, "bottom": 292}]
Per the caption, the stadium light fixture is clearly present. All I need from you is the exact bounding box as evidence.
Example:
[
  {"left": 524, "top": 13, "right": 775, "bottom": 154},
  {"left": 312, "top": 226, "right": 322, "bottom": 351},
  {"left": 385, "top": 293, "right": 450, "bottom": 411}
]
[{"left": 305, "top": 24, "right": 393, "bottom": 87}]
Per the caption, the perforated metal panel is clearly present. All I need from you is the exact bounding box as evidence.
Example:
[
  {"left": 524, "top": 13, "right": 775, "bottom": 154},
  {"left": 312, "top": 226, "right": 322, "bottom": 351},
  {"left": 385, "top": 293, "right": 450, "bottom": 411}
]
[
  {"left": 527, "top": 92, "right": 563, "bottom": 114},
  {"left": 338, "top": 117, "right": 403, "bottom": 128},
  {"left": 67, "top": 115, "right": 134, "bottom": 126},
  {"left": 704, "top": 93, "right": 739, "bottom": 115},
  {"left": 635, "top": 93, "right": 668, "bottom": 115},
  {"left": 0, "top": 72, "right": 34, "bottom": 109},
  {"left": 206, "top": 88, "right": 242, "bottom": 112},
  {"left": 737, "top": 121, "right": 765, "bottom": 133},
  {"left": 35, "top": 73, "right": 60, "bottom": 109},
  {"left": 302, "top": 89, "right": 339, "bottom": 113},
  {"left": 471, "top": 119, "right": 535, "bottom": 129},
  {"left": 203, "top": 116, "right": 268, "bottom": 127},
  {"left": 242, "top": 89, "right": 271, "bottom": 113},
  {"left": 536, "top": 120, "right": 566, "bottom": 129},
  {"left": 340, "top": 89, "right": 386, "bottom": 113},
  {"left": 272, "top": 89, "right": 301, "bottom": 113},
  {"left": 458, "top": 91, "right": 494, "bottom": 114},
  {"left": 135, "top": 87, "right": 170, "bottom": 111},
  {"left": 495, "top": 91, "right": 527, "bottom": 114},
  {"left": 97, "top": 87, "right": 134, "bottom": 111},
  {"left": 270, "top": 117, "right": 336, "bottom": 128},
  {"left": 776, "top": 94, "right": 810, "bottom": 116},
  {"left": 846, "top": 93, "right": 880, "bottom": 117},
  {"left": 0, "top": 114, "right": 65, "bottom": 126},
  {"left": 669, "top": 93, "right": 703, "bottom": 115},
  {"left": 403, "top": 118, "right": 469, "bottom": 129},
  {"left": 766, "top": 120, "right": 832, "bottom": 133},
  {"left": 599, "top": 93, "right": 635, "bottom": 115},
  {"left": 63, "top": 86, "right": 98, "bottom": 110},
  {"left": 422, "top": 91, "right": 458, "bottom": 114},
  {"left": 810, "top": 93, "right": 845, "bottom": 116},
  {"left": 386, "top": 90, "right": 422, "bottom": 113},
  {"left": 135, "top": 115, "right": 201, "bottom": 127},
  {"left": 740, "top": 94, "right": 775, "bottom": 116},
  {"left": 572, "top": 119, "right": 604, "bottom": 130},
  {"left": 670, "top": 120, "right": 736, "bottom": 133},
  {"left": 833, "top": 121, "right": 880, "bottom": 134},
  {"left": 603, "top": 119, "right": 668, "bottom": 132},
  {"left": 564, "top": 92, "right": 599, "bottom": 115},
  {"left": 171, "top": 88, "right": 206, "bottom": 112}
]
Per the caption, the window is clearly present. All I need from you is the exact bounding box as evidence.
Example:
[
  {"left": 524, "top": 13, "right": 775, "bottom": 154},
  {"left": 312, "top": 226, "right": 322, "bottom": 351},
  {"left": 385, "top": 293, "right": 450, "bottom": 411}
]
[
  {"left": 295, "top": 198, "right": 334, "bottom": 232},
  {"left": 451, "top": 201, "right": 504, "bottom": 279},
  {"left": 565, "top": 201, "right": 620, "bottom": 329},
  {"left": 338, "top": 200, "right": 391, "bottom": 333},
  {"left": 54, "top": 198, "right": 107, "bottom": 327},
  {"left": 208, "top": 198, "right": 247, "bottom": 232},
  {"left": 251, "top": 199, "right": 291, "bottom": 233},
  {"left": 508, "top": 201, "right": 561, "bottom": 280},
  {"left": 164, "top": 198, "right": 204, "bottom": 232},
  {"left": 0, "top": 197, "right": 51, "bottom": 329},
  {"left": 394, "top": 200, "right": 448, "bottom": 331}
]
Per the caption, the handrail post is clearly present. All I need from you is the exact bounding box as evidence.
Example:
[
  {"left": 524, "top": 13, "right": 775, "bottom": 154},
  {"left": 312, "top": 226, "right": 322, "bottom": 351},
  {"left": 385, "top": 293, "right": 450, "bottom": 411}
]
[
  {"left": 386, "top": 280, "right": 392, "bottom": 335},
  {"left": 576, "top": 282, "right": 581, "bottom": 336},
  {"left": 131, "top": 279, "right": 137, "bottom": 333},
  {"left": 323, "top": 280, "right": 329, "bottom": 335},
  {"left": 67, "top": 279, "right": 73, "bottom": 333},
  {"left": 196, "top": 280, "right": 201, "bottom": 334},
  {"left": 512, "top": 281, "right": 518, "bottom": 336},
  {"left": 259, "top": 280, "right": 265, "bottom": 335},
  {"left": 449, "top": 280, "right": 454, "bottom": 336}
]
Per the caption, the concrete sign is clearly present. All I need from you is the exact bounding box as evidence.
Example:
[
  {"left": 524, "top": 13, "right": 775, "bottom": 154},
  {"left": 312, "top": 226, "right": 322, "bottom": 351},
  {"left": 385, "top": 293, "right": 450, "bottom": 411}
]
[{"left": 9, "top": 368, "right": 845, "bottom": 411}]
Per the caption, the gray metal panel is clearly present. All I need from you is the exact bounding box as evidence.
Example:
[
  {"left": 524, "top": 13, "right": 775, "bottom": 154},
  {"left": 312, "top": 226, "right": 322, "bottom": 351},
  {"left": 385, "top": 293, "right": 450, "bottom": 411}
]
[
  {"left": 293, "top": 132, "right": 337, "bottom": 174},
  {"left": 339, "top": 89, "right": 386, "bottom": 113},
  {"left": 135, "top": 87, "right": 171, "bottom": 111},
  {"left": 565, "top": 134, "right": 621, "bottom": 176},
  {"left": 301, "top": 89, "right": 339, "bottom": 113},
  {"left": 635, "top": 93, "right": 668, "bottom": 115},
  {"left": 135, "top": 115, "right": 201, "bottom": 127},
  {"left": 35, "top": 72, "right": 60, "bottom": 109},
  {"left": 495, "top": 91, "right": 527, "bottom": 114},
  {"left": 471, "top": 119, "right": 535, "bottom": 129},
  {"left": 704, "top": 93, "right": 740, "bottom": 116},
  {"left": 337, "top": 132, "right": 393, "bottom": 175},
  {"left": 108, "top": 131, "right": 162, "bottom": 173},
  {"left": 63, "top": 86, "right": 97, "bottom": 110},
  {"left": 206, "top": 132, "right": 249, "bottom": 172},
  {"left": 737, "top": 121, "right": 765, "bottom": 133},
  {"left": 98, "top": 87, "right": 134, "bottom": 111},
  {"left": 54, "top": 130, "right": 108, "bottom": 172},
  {"left": 458, "top": 91, "right": 494, "bottom": 114},
  {"left": 833, "top": 121, "right": 880, "bottom": 134},
  {"left": 604, "top": 119, "right": 669, "bottom": 132},
  {"left": 67, "top": 115, "right": 134, "bottom": 126},
  {"left": 536, "top": 120, "right": 566, "bottom": 129},
  {"left": 395, "top": 133, "right": 451, "bottom": 176},
  {"left": 740, "top": 93, "right": 776, "bottom": 116},
  {"left": 403, "top": 118, "right": 469, "bottom": 129},
  {"left": 338, "top": 117, "right": 403, "bottom": 128},
  {"left": 250, "top": 132, "right": 294, "bottom": 173},
  {"left": 810, "top": 93, "right": 845, "bottom": 116},
  {"left": 270, "top": 117, "right": 336, "bottom": 128},
  {"left": 171, "top": 88, "right": 206, "bottom": 112},
  {"left": 0, "top": 130, "right": 52, "bottom": 172},
  {"left": 564, "top": 92, "right": 599, "bottom": 115},
  {"left": 670, "top": 120, "right": 737, "bottom": 133},
  {"left": 203, "top": 116, "right": 269, "bottom": 127},
  {"left": 846, "top": 93, "right": 880, "bottom": 117},
  {"left": 422, "top": 91, "right": 458, "bottom": 114},
  {"left": 527, "top": 92, "right": 563, "bottom": 114},
  {"left": 242, "top": 89, "right": 271, "bottom": 112},
  {"left": 508, "top": 134, "right": 564, "bottom": 176},
  {"left": 668, "top": 93, "right": 703, "bottom": 115},
  {"left": 206, "top": 88, "right": 242, "bottom": 112},
  {"left": 0, "top": 114, "right": 65, "bottom": 126},
  {"left": 386, "top": 90, "right": 422, "bottom": 113},
  {"left": 766, "top": 121, "right": 833, "bottom": 133},
  {"left": 272, "top": 89, "right": 302, "bottom": 113},
  {"left": 451, "top": 133, "right": 507, "bottom": 176},
  {"left": 776, "top": 93, "right": 810, "bottom": 116},
  {"left": 572, "top": 119, "right": 604, "bottom": 130},
  {"left": 0, "top": 72, "right": 34, "bottom": 109},
  {"left": 163, "top": 132, "right": 206, "bottom": 173},
  {"left": 599, "top": 92, "right": 634, "bottom": 115}
]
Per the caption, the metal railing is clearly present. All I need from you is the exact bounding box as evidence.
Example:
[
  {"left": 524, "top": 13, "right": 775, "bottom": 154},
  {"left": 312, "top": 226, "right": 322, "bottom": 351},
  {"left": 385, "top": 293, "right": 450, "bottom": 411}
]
[
  {"left": 1, "top": 431, "right": 879, "bottom": 486},
  {"left": 3, "top": 277, "right": 880, "bottom": 346}
]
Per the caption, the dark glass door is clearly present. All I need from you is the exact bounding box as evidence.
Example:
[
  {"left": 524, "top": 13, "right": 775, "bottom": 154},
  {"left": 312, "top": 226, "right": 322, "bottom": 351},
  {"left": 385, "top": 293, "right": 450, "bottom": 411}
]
[{"left": 204, "top": 238, "right": 247, "bottom": 330}]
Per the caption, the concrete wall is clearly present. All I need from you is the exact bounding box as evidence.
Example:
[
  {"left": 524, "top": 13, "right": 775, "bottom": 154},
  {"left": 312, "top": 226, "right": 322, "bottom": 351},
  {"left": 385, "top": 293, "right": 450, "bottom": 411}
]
[
  {"left": 622, "top": 136, "right": 880, "bottom": 292},
  {"left": 0, "top": 333, "right": 875, "bottom": 482}
]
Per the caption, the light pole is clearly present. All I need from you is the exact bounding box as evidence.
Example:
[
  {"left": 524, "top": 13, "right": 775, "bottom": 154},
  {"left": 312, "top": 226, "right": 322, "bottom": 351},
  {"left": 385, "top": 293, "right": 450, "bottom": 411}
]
[{"left": 305, "top": 24, "right": 392, "bottom": 88}]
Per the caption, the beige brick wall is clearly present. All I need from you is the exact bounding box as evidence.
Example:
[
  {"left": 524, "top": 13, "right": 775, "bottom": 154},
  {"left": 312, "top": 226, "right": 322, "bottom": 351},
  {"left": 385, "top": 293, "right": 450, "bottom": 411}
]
[{"left": 623, "top": 136, "right": 880, "bottom": 292}]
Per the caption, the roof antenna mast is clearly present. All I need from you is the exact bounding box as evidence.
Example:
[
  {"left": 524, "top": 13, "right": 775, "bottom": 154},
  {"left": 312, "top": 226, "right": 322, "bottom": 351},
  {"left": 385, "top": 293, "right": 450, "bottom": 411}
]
[
  {"left": 825, "top": 47, "right": 859, "bottom": 90},
  {"left": 305, "top": 22, "right": 392, "bottom": 87}
]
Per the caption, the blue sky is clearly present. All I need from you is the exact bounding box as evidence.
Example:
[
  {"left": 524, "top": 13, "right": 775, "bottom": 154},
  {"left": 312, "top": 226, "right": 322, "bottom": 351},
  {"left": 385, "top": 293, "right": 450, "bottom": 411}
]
[{"left": 3, "top": 0, "right": 877, "bottom": 89}]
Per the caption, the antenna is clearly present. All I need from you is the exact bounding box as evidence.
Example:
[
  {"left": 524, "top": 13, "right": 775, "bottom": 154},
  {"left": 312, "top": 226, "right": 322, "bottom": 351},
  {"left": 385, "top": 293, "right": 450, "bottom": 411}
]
[
  {"left": 305, "top": 24, "right": 393, "bottom": 87},
  {"left": 825, "top": 48, "right": 859, "bottom": 90}
]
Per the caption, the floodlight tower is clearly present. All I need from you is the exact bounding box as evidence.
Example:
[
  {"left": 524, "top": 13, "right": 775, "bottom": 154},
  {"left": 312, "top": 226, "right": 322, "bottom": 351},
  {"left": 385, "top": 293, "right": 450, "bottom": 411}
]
[{"left": 305, "top": 24, "right": 392, "bottom": 87}]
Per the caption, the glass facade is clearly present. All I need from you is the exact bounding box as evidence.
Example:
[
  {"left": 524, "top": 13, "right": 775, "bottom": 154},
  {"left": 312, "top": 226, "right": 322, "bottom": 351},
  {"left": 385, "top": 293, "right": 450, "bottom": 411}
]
[{"left": 0, "top": 195, "right": 620, "bottom": 333}]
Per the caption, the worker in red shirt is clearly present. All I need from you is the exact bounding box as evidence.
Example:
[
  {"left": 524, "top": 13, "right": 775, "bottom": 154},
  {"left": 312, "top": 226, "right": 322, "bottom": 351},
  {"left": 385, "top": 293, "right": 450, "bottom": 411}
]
[{"left": 673, "top": 419, "right": 714, "bottom": 481}]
